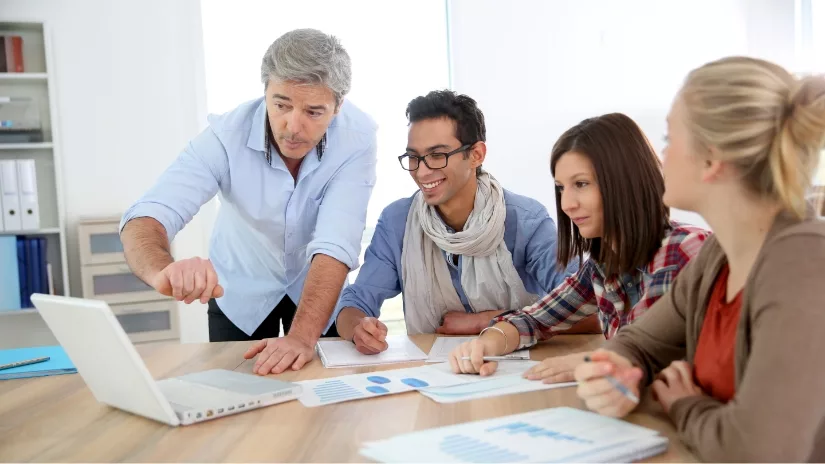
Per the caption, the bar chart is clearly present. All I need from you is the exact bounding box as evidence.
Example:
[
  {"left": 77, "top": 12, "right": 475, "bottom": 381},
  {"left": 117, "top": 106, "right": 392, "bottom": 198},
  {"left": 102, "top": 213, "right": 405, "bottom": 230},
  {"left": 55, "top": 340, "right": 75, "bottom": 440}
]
[
  {"left": 486, "top": 422, "right": 593, "bottom": 444},
  {"left": 438, "top": 434, "right": 528, "bottom": 462},
  {"left": 312, "top": 379, "right": 365, "bottom": 404}
]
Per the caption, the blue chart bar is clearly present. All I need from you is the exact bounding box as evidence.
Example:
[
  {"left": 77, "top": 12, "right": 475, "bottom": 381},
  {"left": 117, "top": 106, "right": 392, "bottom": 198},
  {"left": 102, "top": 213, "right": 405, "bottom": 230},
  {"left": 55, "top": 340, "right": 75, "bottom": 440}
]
[
  {"left": 486, "top": 422, "right": 592, "bottom": 444},
  {"left": 439, "top": 434, "right": 528, "bottom": 462},
  {"left": 313, "top": 380, "right": 365, "bottom": 403}
]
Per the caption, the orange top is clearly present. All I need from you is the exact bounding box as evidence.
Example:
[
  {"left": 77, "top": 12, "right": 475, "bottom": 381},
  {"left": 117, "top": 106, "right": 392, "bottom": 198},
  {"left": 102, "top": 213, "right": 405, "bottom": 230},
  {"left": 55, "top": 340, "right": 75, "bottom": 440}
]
[{"left": 693, "top": 264, "right": 742, "bottom": 403}]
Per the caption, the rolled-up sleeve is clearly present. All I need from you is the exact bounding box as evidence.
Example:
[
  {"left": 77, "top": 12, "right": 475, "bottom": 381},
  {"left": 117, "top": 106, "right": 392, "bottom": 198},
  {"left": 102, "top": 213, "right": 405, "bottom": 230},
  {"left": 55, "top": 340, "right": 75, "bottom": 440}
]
[
  {"left": 120, "top": 126, "right": 228, "bottom": 241},
  {"left": 306, "top": 136, "right": 377, "bottom": 270},
  {"left": 333, "top": 209, "right": 403, "bottom": 321}
]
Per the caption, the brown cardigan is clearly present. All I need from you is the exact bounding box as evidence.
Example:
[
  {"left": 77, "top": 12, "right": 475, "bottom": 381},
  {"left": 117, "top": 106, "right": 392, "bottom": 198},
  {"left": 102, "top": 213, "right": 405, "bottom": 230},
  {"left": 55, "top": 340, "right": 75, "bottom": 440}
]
[{"left": 605, "top": 211, "right": 825, "bottom": 462}]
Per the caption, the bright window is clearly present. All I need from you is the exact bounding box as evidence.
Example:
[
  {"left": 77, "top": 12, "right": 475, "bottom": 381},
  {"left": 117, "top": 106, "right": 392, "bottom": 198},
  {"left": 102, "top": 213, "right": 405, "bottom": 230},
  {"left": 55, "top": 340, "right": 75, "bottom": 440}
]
[{"left": 797, "top": 0, "right": 825, "bottom": 185}]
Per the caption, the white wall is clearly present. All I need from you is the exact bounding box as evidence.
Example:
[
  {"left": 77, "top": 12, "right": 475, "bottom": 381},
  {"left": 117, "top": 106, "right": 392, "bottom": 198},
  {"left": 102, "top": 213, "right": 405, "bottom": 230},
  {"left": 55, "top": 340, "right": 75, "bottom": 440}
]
[
  {"left": 199, "top": 0, "right": 450, "bottom": 228},
  {"left": 447, "top": 0, "right": 797, "bottom": 228},
  {"left": 1, "top": 0, "right": 213, "bottom": 343},
  {"left": 0, "top": 0, "right": 802, "bottom": 345}
]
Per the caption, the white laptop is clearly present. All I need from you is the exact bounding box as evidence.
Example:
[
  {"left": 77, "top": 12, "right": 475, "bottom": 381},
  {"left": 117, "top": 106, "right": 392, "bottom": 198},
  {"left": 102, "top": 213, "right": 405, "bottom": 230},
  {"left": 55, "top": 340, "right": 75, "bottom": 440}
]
[{"left": 30, "top": 293, "right": 302, "bottom": 426}]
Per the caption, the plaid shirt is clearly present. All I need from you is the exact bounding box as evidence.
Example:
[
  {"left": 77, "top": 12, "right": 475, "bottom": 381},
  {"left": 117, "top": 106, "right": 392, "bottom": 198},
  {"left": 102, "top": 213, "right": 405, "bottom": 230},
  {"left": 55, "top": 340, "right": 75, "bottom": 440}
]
[{"left": 496, "top": 221, "right": 711, "bottom": 349}]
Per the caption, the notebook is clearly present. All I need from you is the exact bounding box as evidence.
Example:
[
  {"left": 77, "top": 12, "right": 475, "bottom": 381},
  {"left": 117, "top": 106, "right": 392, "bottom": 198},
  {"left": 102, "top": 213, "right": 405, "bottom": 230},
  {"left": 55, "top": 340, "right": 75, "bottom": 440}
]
[
  {"left": 0, "top": 345, "right": 77, "bottom": 380},
  {"left": 360, "top": 407, "right": 669, "bottom": 463},
  {"left": 315, "top": 335, "right": 428, "bottom": 368}
]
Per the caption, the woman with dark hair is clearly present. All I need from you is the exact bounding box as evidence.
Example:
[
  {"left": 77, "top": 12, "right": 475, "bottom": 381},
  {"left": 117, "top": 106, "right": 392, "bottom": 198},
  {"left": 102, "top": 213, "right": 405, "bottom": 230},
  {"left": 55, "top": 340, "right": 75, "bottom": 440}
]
[{"left": 448, "top": 112, "right": 710, "bottom": 381}]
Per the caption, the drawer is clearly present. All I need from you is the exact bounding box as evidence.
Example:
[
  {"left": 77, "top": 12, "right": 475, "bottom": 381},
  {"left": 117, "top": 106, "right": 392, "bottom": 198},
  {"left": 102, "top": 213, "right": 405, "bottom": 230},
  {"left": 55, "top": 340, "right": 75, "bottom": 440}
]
[
  {"left": 78, "top": 221, "right": 126, "bottom": 265},
  {"left": 110, "top": 300, "right": 179, "bottom": 343},
  {"left": 81, "top": 263, "right": 160, "bottom": 304}
]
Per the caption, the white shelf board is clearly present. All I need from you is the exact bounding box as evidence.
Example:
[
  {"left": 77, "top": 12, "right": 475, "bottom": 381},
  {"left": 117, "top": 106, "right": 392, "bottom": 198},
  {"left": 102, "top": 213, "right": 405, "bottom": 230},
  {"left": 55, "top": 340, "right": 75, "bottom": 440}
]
[
  {"left": 0, "top": 143, "right": 53, "bottom": 150},
  {"left": 0, "top": 73, "right": 47, "bottom": 81},
  {"left": 0, "top": 308, "right": 37, "bottom": 315},
  {"left": 0, "top": 227, "right": 61, "bottom": 236}
]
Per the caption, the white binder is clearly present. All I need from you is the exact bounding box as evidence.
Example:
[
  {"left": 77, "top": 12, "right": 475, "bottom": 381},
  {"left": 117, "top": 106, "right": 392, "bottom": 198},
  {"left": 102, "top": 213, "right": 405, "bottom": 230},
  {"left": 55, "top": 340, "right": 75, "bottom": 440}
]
[
  {"left": 16, "top": 159, "right": 39, "bottom": 230},
  {"left": 0, "top": 160, "right": 22, "bottom": 231}
]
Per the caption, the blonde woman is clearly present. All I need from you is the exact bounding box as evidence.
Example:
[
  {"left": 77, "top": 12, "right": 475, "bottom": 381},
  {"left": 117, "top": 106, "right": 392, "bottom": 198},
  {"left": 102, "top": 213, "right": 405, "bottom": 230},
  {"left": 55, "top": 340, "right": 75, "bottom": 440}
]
[{"left": 575, "top": 57, "right": 825, "bottom": 461}]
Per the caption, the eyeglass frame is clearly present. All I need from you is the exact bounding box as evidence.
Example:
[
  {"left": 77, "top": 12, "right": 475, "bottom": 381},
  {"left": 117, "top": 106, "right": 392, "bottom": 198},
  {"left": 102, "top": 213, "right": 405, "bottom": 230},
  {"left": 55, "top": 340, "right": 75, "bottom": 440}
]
[{"left": 397, "top": 143, "right": 474, "bottom": 171}]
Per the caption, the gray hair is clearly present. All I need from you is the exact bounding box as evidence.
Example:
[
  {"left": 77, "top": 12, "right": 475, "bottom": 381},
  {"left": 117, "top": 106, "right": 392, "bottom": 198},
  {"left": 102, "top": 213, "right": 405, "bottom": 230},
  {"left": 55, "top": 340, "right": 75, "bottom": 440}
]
[{"left": 260, "top": 28, "right": 352, "bottom": 107}]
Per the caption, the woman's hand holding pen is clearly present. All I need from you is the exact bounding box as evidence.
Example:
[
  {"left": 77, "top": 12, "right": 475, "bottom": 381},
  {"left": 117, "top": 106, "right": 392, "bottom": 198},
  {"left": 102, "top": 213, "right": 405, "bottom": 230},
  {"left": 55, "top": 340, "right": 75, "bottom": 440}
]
[{"left": 574, "top": 349, "right": 644, "bottom": 418}]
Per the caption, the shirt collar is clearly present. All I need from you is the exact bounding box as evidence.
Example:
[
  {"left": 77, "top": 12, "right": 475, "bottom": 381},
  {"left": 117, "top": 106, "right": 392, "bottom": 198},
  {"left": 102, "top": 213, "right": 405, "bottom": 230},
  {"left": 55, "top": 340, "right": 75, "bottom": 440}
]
[{"left": 246, "top": 99, "right": 268, "bottom": 153}]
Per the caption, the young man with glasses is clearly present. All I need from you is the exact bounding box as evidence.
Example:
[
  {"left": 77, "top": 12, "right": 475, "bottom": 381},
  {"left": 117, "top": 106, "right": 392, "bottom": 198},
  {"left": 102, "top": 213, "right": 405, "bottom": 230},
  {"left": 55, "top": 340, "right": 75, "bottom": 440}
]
[{"left": 334, "top": 90, "right": 577, "bottom": 354}]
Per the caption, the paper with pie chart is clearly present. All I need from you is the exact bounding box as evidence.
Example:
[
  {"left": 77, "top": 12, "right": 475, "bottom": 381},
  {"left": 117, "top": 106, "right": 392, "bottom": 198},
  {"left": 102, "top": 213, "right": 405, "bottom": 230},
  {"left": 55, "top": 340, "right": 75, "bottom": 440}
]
[{"left": 296, "top": 365, "right": 469, "bottom": 407}]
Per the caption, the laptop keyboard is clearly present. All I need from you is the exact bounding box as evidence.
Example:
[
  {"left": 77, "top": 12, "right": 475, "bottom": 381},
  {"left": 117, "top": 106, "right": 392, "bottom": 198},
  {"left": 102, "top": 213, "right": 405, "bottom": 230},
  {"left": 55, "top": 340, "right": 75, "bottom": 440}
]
[{"left": 157, "top": 378, "right": 254, "bottom": 410}]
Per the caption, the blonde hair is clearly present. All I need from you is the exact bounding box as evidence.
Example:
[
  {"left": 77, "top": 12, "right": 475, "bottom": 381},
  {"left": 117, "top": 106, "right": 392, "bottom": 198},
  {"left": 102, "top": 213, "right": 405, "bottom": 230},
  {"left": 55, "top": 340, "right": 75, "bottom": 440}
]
[{"left": 680, "top": 56, "right": 825, "bottom": 218}]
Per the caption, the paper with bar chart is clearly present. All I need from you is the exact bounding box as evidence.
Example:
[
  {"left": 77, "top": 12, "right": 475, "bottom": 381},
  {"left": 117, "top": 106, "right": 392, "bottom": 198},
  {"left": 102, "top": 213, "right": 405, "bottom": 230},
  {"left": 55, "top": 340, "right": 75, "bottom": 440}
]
[
  {"left": 419, "top": 361, "right": 576, "bottom": 404},
  {"left": 360, "top": 407, "right": 669, "bottom": 463},
  {"left": 296, "top": 364, "right": 469, "bottom": 407}
]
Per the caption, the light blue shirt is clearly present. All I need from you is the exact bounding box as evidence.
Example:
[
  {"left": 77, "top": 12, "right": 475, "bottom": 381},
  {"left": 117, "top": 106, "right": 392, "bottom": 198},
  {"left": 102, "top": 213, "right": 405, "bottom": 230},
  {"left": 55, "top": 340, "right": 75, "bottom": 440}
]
[
  {"left": 121, "top": 97, "right": 377, "bottom": 335},
  {"left": 335, "top": 190, "right": 578, "bottom": 323}
]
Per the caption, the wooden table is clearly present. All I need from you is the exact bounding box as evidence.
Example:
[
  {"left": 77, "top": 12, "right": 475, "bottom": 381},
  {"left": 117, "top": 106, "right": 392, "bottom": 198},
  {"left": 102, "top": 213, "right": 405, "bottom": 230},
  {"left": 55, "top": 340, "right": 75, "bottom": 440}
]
[{"left": 0, "top": 335, "right": 696, "bottom": 462}]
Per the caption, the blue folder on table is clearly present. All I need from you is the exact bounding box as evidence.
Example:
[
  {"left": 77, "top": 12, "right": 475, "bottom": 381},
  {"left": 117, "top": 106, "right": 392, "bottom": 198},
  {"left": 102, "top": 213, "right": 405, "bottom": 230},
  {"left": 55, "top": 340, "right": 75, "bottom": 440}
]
[{"left": 0, "top": 346, "right": 77, "bottom": 380}]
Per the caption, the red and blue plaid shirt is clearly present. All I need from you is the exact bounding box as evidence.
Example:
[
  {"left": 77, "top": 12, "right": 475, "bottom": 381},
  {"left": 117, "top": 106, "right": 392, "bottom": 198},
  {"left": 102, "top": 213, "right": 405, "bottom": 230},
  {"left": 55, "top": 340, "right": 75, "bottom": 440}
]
[{"left": 496, "top": 221, "right": 711, "bottom": 349}]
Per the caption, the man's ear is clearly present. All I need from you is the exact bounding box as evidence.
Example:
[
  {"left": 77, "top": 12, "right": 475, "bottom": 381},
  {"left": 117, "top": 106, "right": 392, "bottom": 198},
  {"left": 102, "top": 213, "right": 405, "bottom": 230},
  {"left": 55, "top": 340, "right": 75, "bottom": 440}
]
[
  {"left": 334, "top": 97, "right": 345, "bottom": 115},
  {"left": 470, "top": 141, "right": 487, "bottom": 169}
]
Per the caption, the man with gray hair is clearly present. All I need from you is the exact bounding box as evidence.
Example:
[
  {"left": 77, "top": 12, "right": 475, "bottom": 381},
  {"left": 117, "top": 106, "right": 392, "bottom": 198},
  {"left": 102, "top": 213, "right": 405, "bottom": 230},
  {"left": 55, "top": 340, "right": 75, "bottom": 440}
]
[{"left": 120, "top": 29, "right": 377, "bottom": 375}]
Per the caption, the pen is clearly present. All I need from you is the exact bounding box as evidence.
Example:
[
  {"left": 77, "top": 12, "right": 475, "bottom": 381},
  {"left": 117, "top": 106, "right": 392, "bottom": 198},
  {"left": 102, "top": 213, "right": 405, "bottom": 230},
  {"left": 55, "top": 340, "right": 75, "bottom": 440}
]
[
  {"left": 583, "top": 355, "right": 640, "bottom": 404},
  {"left": 0, "top": 356, "right": 50, "bottom": 371},
  {"left": 459, "top": 356, "right": 524, "bottom": 362}
]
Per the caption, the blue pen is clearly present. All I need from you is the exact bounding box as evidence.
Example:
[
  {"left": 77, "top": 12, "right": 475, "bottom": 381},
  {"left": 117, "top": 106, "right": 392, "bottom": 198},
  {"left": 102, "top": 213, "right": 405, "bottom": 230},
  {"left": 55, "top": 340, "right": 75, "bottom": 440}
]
[{"left": 584, "top": 355, "right": 640, "bottom": 404}]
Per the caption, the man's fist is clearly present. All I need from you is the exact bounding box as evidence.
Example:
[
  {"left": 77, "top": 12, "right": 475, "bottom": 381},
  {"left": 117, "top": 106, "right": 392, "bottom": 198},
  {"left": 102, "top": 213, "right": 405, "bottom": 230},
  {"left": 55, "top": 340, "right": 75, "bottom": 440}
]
[{"left": 150, "top": 257, "right": 224, "bottom": 304}]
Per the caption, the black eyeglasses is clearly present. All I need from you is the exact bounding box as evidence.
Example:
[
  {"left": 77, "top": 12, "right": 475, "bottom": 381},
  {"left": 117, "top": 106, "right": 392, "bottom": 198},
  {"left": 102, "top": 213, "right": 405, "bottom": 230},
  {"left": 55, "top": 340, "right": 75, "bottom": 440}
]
[{"left": 398, "top": 144, "right": 473, "bottom": 171}]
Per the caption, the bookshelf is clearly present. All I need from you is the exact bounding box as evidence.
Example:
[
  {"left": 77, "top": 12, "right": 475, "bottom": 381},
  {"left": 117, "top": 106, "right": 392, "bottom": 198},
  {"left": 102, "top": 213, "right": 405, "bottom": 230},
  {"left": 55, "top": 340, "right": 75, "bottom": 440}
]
[
  {"left": 0, "top": 72, "right": 47, "bottom": 82},
  {"left": 0, "top": 21, "right": 69, "bottom": 347}
]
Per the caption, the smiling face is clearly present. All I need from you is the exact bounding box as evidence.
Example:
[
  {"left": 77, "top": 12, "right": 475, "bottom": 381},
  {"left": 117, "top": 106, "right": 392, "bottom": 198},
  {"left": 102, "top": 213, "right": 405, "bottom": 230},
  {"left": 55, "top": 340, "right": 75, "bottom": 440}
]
[
  {"left": 554, "top": 151, "right": 604, "bottom": 239},
  {"left": 405, "top": 117, "right": 483, "bottom": 207},
  {"left": 265, "top": 79, "right": 339, "bottom": 160}
]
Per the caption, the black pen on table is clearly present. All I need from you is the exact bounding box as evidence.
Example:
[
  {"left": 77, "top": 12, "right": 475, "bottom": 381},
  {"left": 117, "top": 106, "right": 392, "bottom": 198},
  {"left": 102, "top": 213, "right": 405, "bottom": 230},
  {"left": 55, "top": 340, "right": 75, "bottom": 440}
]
[{"left": 0, "top": 356, "right": 50, "bottom": 371}]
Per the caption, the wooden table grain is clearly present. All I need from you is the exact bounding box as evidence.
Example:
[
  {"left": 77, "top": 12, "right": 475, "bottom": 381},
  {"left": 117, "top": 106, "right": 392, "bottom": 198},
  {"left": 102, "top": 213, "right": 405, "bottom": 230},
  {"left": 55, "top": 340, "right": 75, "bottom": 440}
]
[{"left": 0, "top": 334, "right": 695, "bottom": 462}]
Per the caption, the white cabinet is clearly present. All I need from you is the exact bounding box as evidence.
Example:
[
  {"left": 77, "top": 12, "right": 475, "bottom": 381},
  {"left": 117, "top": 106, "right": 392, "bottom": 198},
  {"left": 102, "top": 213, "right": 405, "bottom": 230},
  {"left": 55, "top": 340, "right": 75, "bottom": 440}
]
[{"left": 78, "top": 217, "right": 179, "bottom": 343}]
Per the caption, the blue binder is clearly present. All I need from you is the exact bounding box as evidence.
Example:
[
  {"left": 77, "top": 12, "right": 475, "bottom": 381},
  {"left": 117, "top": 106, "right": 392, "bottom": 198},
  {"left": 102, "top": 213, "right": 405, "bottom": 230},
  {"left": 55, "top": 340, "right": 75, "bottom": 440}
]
[
  {"left": 37, "top": 237, "right": 47, "bottom": 293},
  {"left": 0, "top": 236, "right": 21, "bottom": 310},
  {"left": 16, "top": 237, "right": 27, "bottom": 309},
  {"left": 24, "top": 238, "right": 37, "bottom": 308}
]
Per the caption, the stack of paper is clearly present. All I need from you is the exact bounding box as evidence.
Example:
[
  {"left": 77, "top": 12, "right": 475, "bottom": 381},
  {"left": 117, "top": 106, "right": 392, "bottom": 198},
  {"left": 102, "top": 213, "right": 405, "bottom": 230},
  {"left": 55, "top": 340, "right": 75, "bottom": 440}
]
[
  {"left": 315, "top": 335, "right": 428, "bottom": 368},
  {"left": 360, "top": 407, "right": 669, "bottom": 463},
  {"left": 419, "top": 361, "right": 576, "bottom": 404},
  {"left": 0, "top": 346, "right": 76, "bottom": 380},
  {"left": 426, "top": 336, "right": 530, "bottom": 363}
]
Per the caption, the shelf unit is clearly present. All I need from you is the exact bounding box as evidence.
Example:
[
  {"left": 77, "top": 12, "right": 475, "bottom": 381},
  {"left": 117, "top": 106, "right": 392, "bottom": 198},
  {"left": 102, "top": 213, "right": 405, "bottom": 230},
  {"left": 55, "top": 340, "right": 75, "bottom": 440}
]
[
  {"left": 0, "top": 21, "right": 70, "bottom": 348},
  {"left": 0, "top": 72, "right": 47, "bottom": 82},
  {"left": 78, "top": 217, "right": 179, "bottom": 343},
  {"left": 0, "top": 142, "right": 53, "bottom": 150}
]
